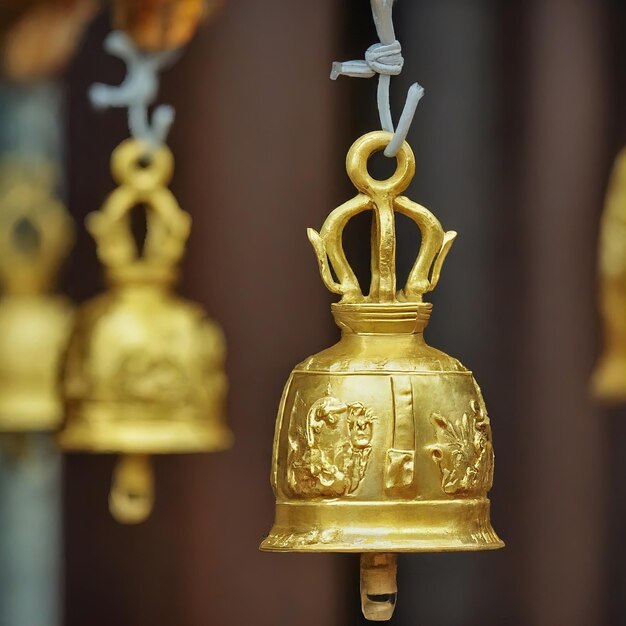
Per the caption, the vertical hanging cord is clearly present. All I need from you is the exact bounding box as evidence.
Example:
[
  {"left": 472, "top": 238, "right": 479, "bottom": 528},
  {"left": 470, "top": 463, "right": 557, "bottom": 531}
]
[
  {"left": 331, "top": 0, "right": 423, "bottom": 158},
  {"left": 88, "top": 31, "right": 180, "bottom": 151}
]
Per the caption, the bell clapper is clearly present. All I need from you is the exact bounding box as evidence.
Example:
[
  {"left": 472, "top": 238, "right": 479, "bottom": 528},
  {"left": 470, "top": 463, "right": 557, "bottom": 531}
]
[
  {"left": 109, "top": 453, "right": 154, "bottom": 524},
  {"left": 360, "top": 553, "right": 398, "bottom": 621}
]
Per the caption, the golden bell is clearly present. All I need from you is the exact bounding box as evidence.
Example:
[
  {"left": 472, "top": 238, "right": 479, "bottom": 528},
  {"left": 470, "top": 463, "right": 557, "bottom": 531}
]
[
  {"left": 591, "top": 148, "right": 626, "bottom": 402},
  {"left": 58, "top": 139, "right": 232, "bottom": 523},
  {"left": 261, "top": 132, "right": 503, "bottom": 621},
  {"left": 112, "top": 0, "right": 219, "bottom": 52},
  {"left": 0, "top": 162, "right": 74, "bottom": 432}
]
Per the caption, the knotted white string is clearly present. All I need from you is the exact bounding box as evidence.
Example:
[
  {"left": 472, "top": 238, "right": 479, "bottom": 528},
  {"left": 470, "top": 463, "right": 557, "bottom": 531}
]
[
  {"left": 89, "top": 31, "right": 180, "bottom": 151},
  {"left": 331, "top": 0, "right": 423, "bottom": 158}
]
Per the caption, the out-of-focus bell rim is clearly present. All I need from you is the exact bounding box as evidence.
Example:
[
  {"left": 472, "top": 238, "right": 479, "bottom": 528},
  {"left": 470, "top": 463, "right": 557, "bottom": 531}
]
[{"left": 58, "top": 416, "right": 233, "bottom": 454}]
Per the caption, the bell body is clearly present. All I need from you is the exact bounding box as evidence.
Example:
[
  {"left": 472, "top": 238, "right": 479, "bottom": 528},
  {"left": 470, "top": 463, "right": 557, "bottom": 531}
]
[
  {"left": 592, "top": 276, "right": 626, "bottom": 401},
  {"left": 591, "top": 148, "right": 626, "bottom": 402},
  {"left": 262, "top": 302, "right": 502, "bottom": 553},
  {"left": 59, "top": 282, "right": 230, "bottom": 454},
  {"left": 0, "top": 294, "right": 72, "bottom": 431}
]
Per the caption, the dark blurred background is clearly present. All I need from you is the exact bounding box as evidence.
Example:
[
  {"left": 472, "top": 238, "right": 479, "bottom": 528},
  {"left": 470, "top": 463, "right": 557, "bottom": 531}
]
[{"left": 23, "top": 0, "right": 626, "bottom": 624}]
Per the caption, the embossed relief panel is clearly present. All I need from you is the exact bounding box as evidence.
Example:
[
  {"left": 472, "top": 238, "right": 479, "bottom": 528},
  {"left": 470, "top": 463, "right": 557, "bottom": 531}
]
[
  {"left": 276, "top": 371, "right": 494, "bottom": 502},
  {"left": 276, "top": 373, "right": 394, "bottom": 501},
  {"left": 423, "top": 376, "right": 494, "bottom": 498},
  {"left": 77, "top": 294, "right": 223, "bottom": 420},
  {"left": 408, "top": 372, "right": 485, "bottom": 500}
]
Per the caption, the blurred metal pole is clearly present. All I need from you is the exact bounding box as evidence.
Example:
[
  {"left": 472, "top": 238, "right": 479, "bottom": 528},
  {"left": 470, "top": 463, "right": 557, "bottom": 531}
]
[{"left": 0, "top": 82, "right": 64, "bottom": 626}]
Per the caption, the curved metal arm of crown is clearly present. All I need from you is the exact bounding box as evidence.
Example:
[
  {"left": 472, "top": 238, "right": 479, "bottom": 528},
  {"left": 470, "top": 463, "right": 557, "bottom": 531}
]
[
  {"left": 307, "top": 194, "right": 372, "bottom": 302},
  {"left": 307, "top": 192, "right": 456, "bottom": 304},
  {"left": 86, "top": 184, "right": 191, "bottom": 272},
  {"left": 0, "top": 177, "right": 74, "bottom": 293},
  {"left": 394, "top": 195, "right": 457, "bottom": 300}
]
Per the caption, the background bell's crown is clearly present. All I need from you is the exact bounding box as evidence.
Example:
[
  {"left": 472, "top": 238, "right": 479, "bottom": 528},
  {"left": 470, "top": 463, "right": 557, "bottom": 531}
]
[
  {"left": 87, "top": 138, "right": 191, "bottom": 286},
  {"left": 0, "top": 160, "right": 74, "bottom": 295}
]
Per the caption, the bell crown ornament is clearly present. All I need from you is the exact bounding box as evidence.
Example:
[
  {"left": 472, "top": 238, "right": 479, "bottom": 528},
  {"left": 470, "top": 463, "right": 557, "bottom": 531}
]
[
  {"left": 59, "top": 138, "right": 231, "bottom": 523},
  {"left": 262, "top": 131, "right": 502, "bottom": 621},
  {"left": 0, "top": 162, "right": 74, "bottom": 431},
  {"left": 308, "top": 132, "right": 456, "bottom": 308},
  {"left": 87, "top": 138, "right": 189, "bottom": 288},
  {"left": 0, "top": 163, "right": 73, "bottom": 296}
]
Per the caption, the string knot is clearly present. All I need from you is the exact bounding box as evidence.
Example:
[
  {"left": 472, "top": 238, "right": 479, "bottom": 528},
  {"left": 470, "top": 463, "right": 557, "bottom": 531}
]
[
  {"left": 366, "top": 41, "right": 404, "bottom": 76},
  {"left": 89, "top": 31, "right": 180, "bottom": 151},
  {"left": 331, "top": 40, "right": 404, "bottom": 80},
  {"left": 330, "top": 0, "right": 423, "bottom": 158}
]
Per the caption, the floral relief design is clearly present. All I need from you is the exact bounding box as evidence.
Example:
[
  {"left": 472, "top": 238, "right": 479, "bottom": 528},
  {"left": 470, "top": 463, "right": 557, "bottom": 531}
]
[
  {"left": 116, "top": 351, "right": 189, "bottom": 403},
  {"left": 429, "top": 399, "right": 494, "bottom": 496},
  {"left": 288, "top": 396, "right": 375, "bottom": 498}
]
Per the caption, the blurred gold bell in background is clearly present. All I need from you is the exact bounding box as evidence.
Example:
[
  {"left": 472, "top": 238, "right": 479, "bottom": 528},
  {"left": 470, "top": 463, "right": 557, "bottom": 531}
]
[
  {"left": 58, "top": 139, "right": 231, "bottom": 524},
  {"left": 112, "top": 0, "right": 221, "bottom": 52},
  {"left": 0, "top": 162, "right": 74, "bottom": 432},
  {"left": 261, "top": 132, "right": 503, "bottom": 621},
  {"left": 591, "top": 148, "right": 626, "bottom": 403}
]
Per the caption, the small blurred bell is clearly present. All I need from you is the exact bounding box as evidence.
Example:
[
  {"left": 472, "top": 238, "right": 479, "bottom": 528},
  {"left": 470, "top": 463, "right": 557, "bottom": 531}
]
[
  {"left": 591, "top": 148, "right": 626, "bottom": 403},
  {"left": 58, "top": 139, "right": 231, "bottom": 523},
  {"left": 0, "top": 162, "right": 74, "bottom": 432},
  {"left": 261, "top": 132, "right": 503, "bottom": 621}
]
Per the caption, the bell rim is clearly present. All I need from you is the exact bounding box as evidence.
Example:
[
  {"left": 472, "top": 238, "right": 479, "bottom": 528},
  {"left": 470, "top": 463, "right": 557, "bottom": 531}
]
[
  {"left": 259, "top": 541, "right": 505, "bottom": 554},
  {"left": 261, "top": 498, "right": 503, "bottom": 553},
  {"left": 57, "top": 423, "right": 233, "bottom": 454}
]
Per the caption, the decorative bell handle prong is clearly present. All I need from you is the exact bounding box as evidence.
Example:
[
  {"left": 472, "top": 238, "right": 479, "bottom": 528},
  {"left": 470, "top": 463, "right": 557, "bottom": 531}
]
[
  {"left": 109, "top": 454, "right": 154, "bottom": 524},
  {"left": 360, "top": 553, "right": 398, "bottom": 621}
]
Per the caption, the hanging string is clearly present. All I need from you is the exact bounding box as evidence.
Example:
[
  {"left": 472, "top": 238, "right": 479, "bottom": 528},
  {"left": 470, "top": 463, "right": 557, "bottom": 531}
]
[
  {"left": 89, "top": 31, "right": 180, "bottom": 151},
  {"left": 331, "top": 0, "right": 423, "bottom": 158}
]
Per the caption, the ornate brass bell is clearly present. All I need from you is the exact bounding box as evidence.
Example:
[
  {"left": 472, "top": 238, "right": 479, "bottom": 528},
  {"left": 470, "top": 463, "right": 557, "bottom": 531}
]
[
  {"left": 261, "top": 132, "right": 503, "bottom": 621},
  {"left": 591, "top": 148, "right": 626, "bottom": 402},
  {"left": 58, "top": 139, "right": 232, "bottom": 523},
  {"left": 0, "top": 162, "right": 74, "bottom": 432}
]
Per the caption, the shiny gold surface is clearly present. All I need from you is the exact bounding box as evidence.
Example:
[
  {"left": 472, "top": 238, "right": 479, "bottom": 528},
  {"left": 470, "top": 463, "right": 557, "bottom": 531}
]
[
  {"left": 261, "top": 131, "right": 503, "bottom": 621},
  {"left": 592, "top": 148, "right": 626, "bottom": 402},
  {"left": 58, "top": 139, "right": 231, "bottom": 523},
  {"left": 0, "top": 162, "right": 74, "bottom": 432},
  {"left": 113, "top": 0, "right": 221, "bottom": 51}
]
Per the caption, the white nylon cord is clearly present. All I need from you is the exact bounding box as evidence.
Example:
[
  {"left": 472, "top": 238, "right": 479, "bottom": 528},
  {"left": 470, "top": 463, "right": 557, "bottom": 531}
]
[
  {"left": 89, "top": 31, "right": 180, "bottom": 150},
  {"left": 331, "top": 0, "right": 423, "bottom": 158}
]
